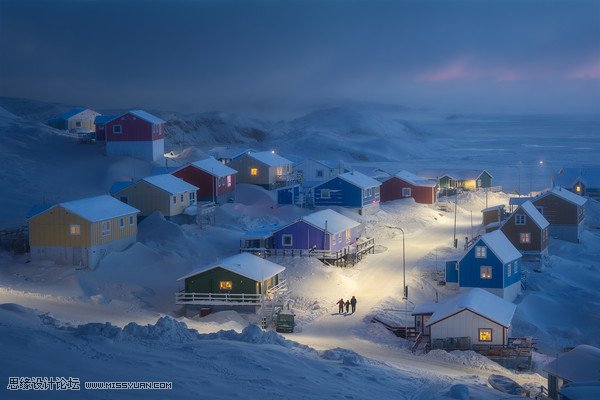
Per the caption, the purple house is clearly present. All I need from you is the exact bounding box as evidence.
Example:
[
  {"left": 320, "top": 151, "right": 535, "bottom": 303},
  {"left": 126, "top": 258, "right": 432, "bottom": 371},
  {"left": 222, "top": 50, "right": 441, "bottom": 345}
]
[{"left": 273, "top": 209, "right": 361, "bottom": 255}]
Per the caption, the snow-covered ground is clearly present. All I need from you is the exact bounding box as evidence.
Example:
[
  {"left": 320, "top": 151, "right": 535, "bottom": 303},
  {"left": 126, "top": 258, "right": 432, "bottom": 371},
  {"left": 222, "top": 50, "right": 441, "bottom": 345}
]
[{"left": 0, "top": 99, "right": 599, "bottom": 398}]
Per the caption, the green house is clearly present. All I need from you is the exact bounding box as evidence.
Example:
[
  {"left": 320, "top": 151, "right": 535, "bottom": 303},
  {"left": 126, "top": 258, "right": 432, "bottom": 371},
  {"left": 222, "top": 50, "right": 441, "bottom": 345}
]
[
  {"left": 176, "top": 253, "right": 285, "bottom": 306},
  {"left": 425, "top": 170, "right": 493, "bottom": 190}
]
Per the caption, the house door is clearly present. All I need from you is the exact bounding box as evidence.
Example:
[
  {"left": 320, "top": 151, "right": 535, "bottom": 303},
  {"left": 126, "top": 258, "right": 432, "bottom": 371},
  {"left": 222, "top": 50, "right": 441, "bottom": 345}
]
[
  {"left": 72, "top": 247, "right": 83, "bottom": 267},
  {"left": 423, "top": 315, "right": 431, "bottom": 335}
]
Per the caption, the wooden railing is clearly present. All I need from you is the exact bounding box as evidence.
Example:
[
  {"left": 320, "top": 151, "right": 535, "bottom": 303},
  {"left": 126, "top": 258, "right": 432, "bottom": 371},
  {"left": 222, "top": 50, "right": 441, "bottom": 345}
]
[{"left": 176, "top": 292, "right": 263, "bottom": 305}]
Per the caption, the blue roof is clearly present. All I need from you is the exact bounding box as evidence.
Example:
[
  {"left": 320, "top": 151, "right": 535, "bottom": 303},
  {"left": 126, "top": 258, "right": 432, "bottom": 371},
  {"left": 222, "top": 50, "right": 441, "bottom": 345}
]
[
  {"left": 94, "top": 115, "right": 116, "bottom": 125},
  {"left": 109, "top": 181, "right": 134, "bottom": 195},
  {"left": 26, "top": 203, "right": 55, "bottom": 219},
  {"left": 151, "top": 166, "right": 179, "bottom": 175},
  {"left": 55, "top": 107, "right": 86, "bottom": 120}
]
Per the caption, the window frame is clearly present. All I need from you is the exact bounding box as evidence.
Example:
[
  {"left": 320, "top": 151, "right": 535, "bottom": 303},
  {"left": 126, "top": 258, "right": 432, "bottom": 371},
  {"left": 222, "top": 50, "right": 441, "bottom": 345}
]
[
  {"left": 515, "top": 214, "right": 526, "bottom": 225},
  {"left": 478, "top": 328, "right": 493, "bottom": 342},
  {"left": 112, "top": 124, "right": 122, "bottom": 134},
  {"left": 129, "top": 215, "right": 134, "bottom": 225},
  {"left": 282, "top": 234, "right": 293, "bottom": 247},
  {"left": 402, "top": 187, "right": 412, "bottom": 197},
  {"left": 119, "top": 217, "right": 125, "bottom": 229},
  {"left": 316, "top": 169, "right": 324, "bottom": 178},
  {"left": 519, "top": 232, "right": 531, "bottom": 244},
  {"left": 320, "top": 189, "right": 331, "bottom": 199},
  {"left": 69, "top": 224, "right": 81, "bottom": 236},
  {"left": 227, "top": 175, "right": 232, "bottom": 187},
  {"left": 219, "top": 280, "right": 233, "bottom": 291},
  {"left": 475, "top": 246, "right": 487, "bottom": 258},
  {"left": 250, "top": 168, "right": 258, "bottom": 176},
  {"left": 101, "top": 220, "right": 111, "bottom": 236},
  {"left": 480, "top": 266, "right": 492, "bottom": 279}
]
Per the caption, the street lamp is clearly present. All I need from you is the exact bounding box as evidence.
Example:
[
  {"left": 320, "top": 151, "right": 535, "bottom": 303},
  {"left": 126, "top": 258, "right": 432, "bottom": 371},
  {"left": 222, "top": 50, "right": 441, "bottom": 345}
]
[{"left": 387, "top": 226, "right": 407, "bottom": 299}]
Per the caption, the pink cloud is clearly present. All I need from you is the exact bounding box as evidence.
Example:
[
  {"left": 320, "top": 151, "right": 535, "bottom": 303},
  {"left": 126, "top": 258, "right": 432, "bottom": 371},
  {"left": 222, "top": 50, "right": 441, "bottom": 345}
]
[
  {"left": 569, "top": 61, "right": 600, "bottom": 79},
  {"left": 417, "top": 61, "right": 468, "bottom": 82}
]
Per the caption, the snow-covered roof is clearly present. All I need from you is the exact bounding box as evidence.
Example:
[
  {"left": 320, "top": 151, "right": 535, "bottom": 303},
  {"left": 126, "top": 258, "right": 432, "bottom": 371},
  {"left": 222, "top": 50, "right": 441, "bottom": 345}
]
[
  {"left": 26, "top": 204, "right": 54, "bottom": 219},
  {"left": 241, "top": 227, "right": 280, "bottom": 239},
  {"left": 190, "top": 157, "right": 238, "bottom": 177},
  {"left": 481, "top": 204, "right": 505, "bottom": 213},
  {"left": 540, "top": 187, "right": 588, "bottom": 206},
  {"left": 350, "top": 166, "right": 392, "bottom": 181},
  {"left": 249, "top": 151, "right": 293, "bottom": 167},
  {"left": 509, "top": 197, "right": 532, "bottom": 206},
  {"left": 419, "top": 169, "right": 492, "bottom": 180},
  {"left": 94, "top": 115, "right": 116, "bottom": 125},
  {"left": 128, "top": 110, "right": 165, "bottom": 124},
  {"left": 208, "top": 147, "right": 255, "bottom": 160},
  {"left": 338, "top": 171, "right": 381, "bottom": 189},
  {"left": 518, "top": 201, "right": 549, "bottom": 229},
  {"left": 142, "top": 174, "right": 198, "bottom": 195},
  {"left": 412, "top": 302, "right": 439, "bottom": 315},
  {"left": 394, "top": 170, "right": 437, "bottom": 187},
  {"left": 555, "top": 167, "right": 600, "bottom": 188},
  {"left": 559, "top": 382, "right": 600, "bottom": 400},
  {"left": 55, "top": 107, "right": 87, "bottom": 120},
  {"left": 477, "top": 230, "right": 522, "bottom": 264},
  {"left": 58, "top": 195, "right": 139, "bottom": 222},
  {"left": 301, "top": 209, "right": 361, "bottom": 233},
  {"left": 178, "top": 253, "right": 285, "bottom": 282},
  {"left": 426, "top": 288, "right": 516, "bottom": 328},
  {"left": 544, "top": 345, "right": 600, "bottom": 382},
  {"left": 317, "top": 159, "right": 347, "bottom": 170}
]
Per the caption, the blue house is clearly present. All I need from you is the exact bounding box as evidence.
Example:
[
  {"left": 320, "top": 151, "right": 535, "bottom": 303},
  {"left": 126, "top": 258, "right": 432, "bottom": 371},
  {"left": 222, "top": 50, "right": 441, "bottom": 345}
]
[
  {"left": 312, "top": 171, "right": 381, "bottom": 214},
  {"left": 272, "top": 209, "right": 362, "bottom": 255},
  {"left": 445, "top": 230, "right": 523, "bottom": 302}
]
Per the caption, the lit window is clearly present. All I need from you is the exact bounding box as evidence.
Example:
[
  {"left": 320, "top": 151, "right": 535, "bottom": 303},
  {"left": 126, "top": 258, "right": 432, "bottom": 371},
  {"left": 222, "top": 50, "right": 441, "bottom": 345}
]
[
  {"left": 480, "top": 266, "right": 492, "bottom": 279},
  {"left": 520, "top": 232, "right": 531, "bottom": 244},
  {"left": 113, "top": 124, "right": 122, "bottom": 134},
  {"left": 129, "top": 215, "right": 134, "bottom": 225},
  {"left": 515, "top": 214, "right": 526, "bottom": 225},
  {"left": 479, "top": 328, "right": 492, "bottom": 342},
  {"left": 321, "top": 189, "right": 331, "bottom": 199},
  {"left": 69, "top": 224, "right": 81, "bottom": 236},
  {"left": 345, "top": 229, "right": 351, "bottom": 242},
  {"left": 475, "top": 246, "right": 487, "bottom": 258},
  {"left": 219, "top": 281, "right": 232, "bottom": 291},
  {"left": 119, "top": 218, "right": 124, "bottom": 228},
  {"left": 250, "top": 168, "right": 258, "bottom": 176},
  {"left": 101, "top": 221, "right": 111, "bottom": 236},
  {"left": 227, "top": 175, "right": 232, "bottom": 187},
  {"left": 402, "top": 187, "right": 412, "bottom": 197},
  {"left": 575, "top": 185, "right": 581, "bottom": 193},
  {"left": 276, "top": 167, "right": 284, "bottom": 176},
  {"left": 282, "top": 234, "right": 293, "bottom": 246}
]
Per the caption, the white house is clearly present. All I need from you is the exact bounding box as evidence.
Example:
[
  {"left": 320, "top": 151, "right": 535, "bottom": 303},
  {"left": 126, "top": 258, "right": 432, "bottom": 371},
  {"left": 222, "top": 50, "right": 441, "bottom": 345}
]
[
  {"left": 293, "top": 159, "right": 347, "bottom": 187},
  {"left": 543, "top": 345, "right": 600, "bottom": 400},
  {"left": 425, "top": 288, "right": 517, "bottom": 348}
]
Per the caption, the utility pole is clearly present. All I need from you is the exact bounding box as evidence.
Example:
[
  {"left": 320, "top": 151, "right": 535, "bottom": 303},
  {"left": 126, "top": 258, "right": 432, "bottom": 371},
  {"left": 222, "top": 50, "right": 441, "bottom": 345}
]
[
  {"left": 387, "top": 226, "right": 407, "bottom": 299},
  {"left": 470, "top": 210, "right": 473, "bottom": 239},
  {"left": 453, "top": 193, "right": 458, "bottom": 248}
]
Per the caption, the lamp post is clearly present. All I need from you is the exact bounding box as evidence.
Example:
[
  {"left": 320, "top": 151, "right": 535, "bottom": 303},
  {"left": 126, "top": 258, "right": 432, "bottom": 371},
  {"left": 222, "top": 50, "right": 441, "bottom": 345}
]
[{"left": 387, "top": 226, "right": 407, "bottom": 299}]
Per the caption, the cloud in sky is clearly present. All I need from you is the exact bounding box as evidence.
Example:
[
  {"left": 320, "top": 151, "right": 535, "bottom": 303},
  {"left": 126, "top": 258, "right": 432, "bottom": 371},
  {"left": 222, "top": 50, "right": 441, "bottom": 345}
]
[{"left": 0, "top": 0, "right": 598, "bottom": 115}]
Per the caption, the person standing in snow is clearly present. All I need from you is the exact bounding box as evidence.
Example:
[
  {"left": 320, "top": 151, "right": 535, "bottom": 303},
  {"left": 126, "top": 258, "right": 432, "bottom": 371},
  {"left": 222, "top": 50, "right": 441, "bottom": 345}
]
[
  {"left": 336, "top": 298, "right": 345, "bottom": 314},
  {"left": 345, "top": 300, "right": 350, "bottom": 313},
  {"left": 350, "top": 296, "right": 357, "bottom": 313}
]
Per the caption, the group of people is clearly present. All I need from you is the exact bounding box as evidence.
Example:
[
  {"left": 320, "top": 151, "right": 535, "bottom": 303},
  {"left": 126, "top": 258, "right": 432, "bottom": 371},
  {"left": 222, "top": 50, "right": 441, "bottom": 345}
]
[{"left": 336, "top": 296, "right": 357, "bottom": 314}]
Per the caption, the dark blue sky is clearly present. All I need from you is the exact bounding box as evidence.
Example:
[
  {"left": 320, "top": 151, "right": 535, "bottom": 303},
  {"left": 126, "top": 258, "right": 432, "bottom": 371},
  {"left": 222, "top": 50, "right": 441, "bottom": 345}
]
[{"left": 1, "top": 0, "right": 599, "bottom": 116}]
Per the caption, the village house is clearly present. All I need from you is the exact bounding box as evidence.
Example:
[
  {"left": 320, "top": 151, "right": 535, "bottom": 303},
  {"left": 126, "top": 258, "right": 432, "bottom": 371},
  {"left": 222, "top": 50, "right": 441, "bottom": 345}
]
[
  {"left": 93, "top": 114, "right": 116, "bottom": 142},
  {"left": 481, "top": 204, "right": 507, "bottom": 232},
  {"left": 293, "top": 159, "right": 347, "bottom": 187},
  {"left": 530, "top": 187, "right": 587, "bottom": 243},
  {"left": 380, "top": 170, "right": 438, "bottom": 204},
  {"left": 445, "top": 230, "right": 523, "bottom": 302},
  {"left": 208, "top": 147, "right": 256, "bottom": 164},
  {"left": 312, "top": 171, "right": 381, "bottom": 214},
  {"left": 500, "top": 201, "right": 550, "bottom": 256},
  {"left": 420, "top": 169, "right": 494, "bottom": 192},
  {"left": 104, "top": 110, "right": 166, "bottom": 161},
  {"left": 418, "top": 288, "right": 517, "bottom": 350},
  {"left": 27, "top": 195, "right": 139, "bottom": 268},
  {"left": 227, "top": 151, "right": 294, "bottom": 190},
  {"left": 555, "top": 166, "right": 600, "bottom": 200},
  {"left": 110, "top": 174, "right": 198, "bottom": 223},
  {"left": 48, "top": 107, "right": 101, "bottom": 133},
  {"left": 176, "top": 252, "right": 287, "bottom": 316},
  {"left": 172, "top": 157, "right": 238, "bottom": 203},
  {"left": 543, "top": 345, "right": 600, "bottom": 400}
]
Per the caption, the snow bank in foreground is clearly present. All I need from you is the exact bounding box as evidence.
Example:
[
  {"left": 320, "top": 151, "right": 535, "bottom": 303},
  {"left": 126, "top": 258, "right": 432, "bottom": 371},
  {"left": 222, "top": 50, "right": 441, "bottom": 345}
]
[{"left": 424, "top": 349, "right": 509, "bottom": 373}]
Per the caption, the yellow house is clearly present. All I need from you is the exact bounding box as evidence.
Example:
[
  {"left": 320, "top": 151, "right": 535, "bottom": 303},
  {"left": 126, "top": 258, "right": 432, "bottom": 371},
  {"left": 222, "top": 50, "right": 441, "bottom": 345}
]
[
  {"left": 28, "top": 195, "right": 140, "bottom": 268},
  {"left": 110, "top": 174, "right": 198, "bottom": 222}
]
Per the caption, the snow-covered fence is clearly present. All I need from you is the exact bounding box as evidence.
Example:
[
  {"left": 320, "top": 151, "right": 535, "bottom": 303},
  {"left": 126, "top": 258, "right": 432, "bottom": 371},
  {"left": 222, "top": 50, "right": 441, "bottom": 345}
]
[{"left": 176, "top": 292, "right": 263, "bottom": 305}]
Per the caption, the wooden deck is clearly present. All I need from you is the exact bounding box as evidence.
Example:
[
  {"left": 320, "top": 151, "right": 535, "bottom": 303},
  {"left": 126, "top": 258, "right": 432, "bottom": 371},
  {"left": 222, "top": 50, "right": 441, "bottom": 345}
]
[{"left": 176, "top": 280, "right": 288, "bottom": 306}]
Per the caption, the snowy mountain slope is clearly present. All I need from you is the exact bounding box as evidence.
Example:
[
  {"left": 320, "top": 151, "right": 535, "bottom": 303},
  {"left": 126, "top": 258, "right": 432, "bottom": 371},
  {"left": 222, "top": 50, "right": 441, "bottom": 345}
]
[
  {"left": 0, "top": 106, "right": 154, "bottom": 228},
  {"left": 0, "top": 304, "right": 525, "bottom": 400}
]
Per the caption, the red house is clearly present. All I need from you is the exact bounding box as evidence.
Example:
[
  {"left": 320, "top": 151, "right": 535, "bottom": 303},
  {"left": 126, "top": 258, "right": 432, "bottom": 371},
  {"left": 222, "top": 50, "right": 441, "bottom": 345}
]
[
  {"left": 173, "top": 157, "right": 238, "bottom": 203},
  {"left": 105, "top": 110, "right": 165, "bottom": 161},
  {"left": 380, "top": 170, "right": 438, "bottom": 204}
]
